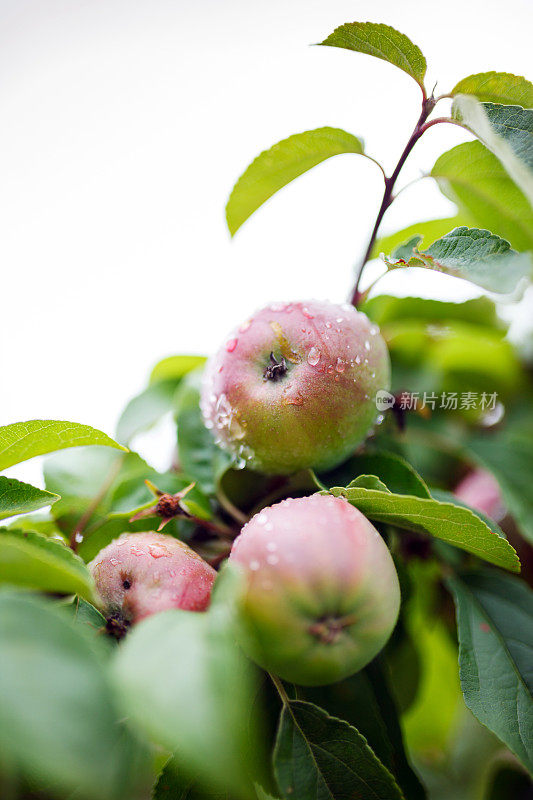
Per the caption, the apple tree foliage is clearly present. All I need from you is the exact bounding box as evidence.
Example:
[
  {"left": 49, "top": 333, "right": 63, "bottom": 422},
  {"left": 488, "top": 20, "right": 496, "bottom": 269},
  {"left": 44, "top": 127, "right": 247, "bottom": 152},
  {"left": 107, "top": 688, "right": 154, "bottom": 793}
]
[{"left": 1, "top": 20, "right": 533, "bottom": 800}]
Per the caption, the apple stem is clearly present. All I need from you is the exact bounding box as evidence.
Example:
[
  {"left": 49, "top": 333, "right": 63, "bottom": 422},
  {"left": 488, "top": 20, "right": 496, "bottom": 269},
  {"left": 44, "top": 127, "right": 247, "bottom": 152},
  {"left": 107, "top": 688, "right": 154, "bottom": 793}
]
[
  {"left": 263, "top": 351, "right": 288, "bottom": 381},
  {"left": 350, "top": 93, "right": 440, "bottom": 306}
]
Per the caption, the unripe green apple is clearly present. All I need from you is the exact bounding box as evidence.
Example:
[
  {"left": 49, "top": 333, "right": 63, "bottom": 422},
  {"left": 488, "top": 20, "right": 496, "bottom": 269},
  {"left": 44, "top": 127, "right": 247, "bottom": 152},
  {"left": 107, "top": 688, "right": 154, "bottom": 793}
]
[
  {"left": 201, "top": 300, "right": 390, "bottom": 474},
  {"left": 229, "top": 494, "right": 400, "bottom": 686},
  {"left": 89, "top": 532, "right": 216, "bottom": 634}
]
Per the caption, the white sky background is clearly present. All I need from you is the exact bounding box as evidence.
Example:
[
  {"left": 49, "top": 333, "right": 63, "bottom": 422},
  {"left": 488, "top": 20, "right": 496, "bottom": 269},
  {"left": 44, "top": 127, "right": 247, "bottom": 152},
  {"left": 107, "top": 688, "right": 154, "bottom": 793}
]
[{"left": 1, "top": 0, "right": 531, "bottom": 485}]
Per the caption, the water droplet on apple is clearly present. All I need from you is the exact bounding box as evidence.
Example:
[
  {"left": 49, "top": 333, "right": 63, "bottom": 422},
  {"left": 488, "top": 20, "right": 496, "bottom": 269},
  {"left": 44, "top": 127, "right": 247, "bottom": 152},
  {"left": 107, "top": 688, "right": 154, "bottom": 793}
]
[{"left": 307, "top": 347, "right": 320, "bottom": 366}]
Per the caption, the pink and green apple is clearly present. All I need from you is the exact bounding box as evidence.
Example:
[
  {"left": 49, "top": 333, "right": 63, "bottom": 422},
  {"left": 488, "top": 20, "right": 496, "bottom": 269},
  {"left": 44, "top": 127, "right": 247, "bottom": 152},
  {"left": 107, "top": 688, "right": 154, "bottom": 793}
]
[
  {"left": 201, "top": 300, "right": 390, "bottom": 474},
  {"left": 229, "top": 494, "right": 400, "bottom": 685},
  {"left": 90, "top": 532, "right": 216, "bottom": 633}
]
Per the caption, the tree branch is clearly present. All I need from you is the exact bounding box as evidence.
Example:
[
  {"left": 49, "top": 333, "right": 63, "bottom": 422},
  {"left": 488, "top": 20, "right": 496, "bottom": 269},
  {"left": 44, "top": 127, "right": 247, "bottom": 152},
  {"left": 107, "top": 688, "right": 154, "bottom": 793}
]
[{"left": 350, "top": 95, "right": 439, "bottom": 306}]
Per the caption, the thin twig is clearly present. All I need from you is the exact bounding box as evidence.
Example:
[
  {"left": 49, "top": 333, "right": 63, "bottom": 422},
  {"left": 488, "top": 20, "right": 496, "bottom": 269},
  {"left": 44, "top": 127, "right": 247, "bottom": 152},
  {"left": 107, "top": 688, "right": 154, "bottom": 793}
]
[
  {"left": 269, "top": 672, "right": 290, "bottom": 706},
  {"left": 418, "top": 117, "right": 465, "bottom": 135},
  {"left": 350, "top": 95, "right": 443, "bottom": 305}
]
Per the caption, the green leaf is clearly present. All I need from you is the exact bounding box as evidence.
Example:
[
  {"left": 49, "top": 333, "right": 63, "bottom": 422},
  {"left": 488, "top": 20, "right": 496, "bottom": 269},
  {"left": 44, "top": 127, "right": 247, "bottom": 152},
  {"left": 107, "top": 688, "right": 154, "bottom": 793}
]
[
  {"left": 302, "top": 659, "right": 426, "bottom": 799},
  {"left": 113, "top": 567, "right": 265, "bottom": 800},
  {"left": 117, "top": 379, "right": 180, "bottom": 445},
  {"left": 0, "top": 590, "right": 148, "bottom": 800},
  {"left": 452, "top": 98, "right": 533, "bottom": 204},
  {"left": 0, "top": 475, "right": 59, "bottom": 520},
  {"left": 150, "top": 355, "right": 207, "bottom": 385},
  {"left": 328, "top": 485, "right": 520, "bottom": 572},
  {"left": 402, "top": 563, "right": 462, "bottom": 757},
  {"left": 319, "top": 21, "right": 426, "bottom": 87},
  {"left": 153, "top": 758, "right": 232, "bottom": 799},
  {"left": 372, "top": 217, "right": 467, "bottom": 260},
  {"left": 175, "top": 371, "right": 230, "bottom": 494},
  {"left": 384, "top": 226, "right": 533, "bottom": 294},
  {"left": 319, "top": 450, "right": 431, "bottom": 498},
  {"left": 226, "top": 127, "right": 365, "bottom": 235},
  {"left": 44, "top": 446, "right": 137, "bottom": 530},
  {"left": 431, "top": 141, "right": 533, "bottom": 251},
  {"left": 447, "top": 570, "right": 533, "bottom": 773},
  {"left": 0, "top": 420, "right": 126, "bottom": 471},
  {"left": 466, "top": 415, "right": 533, "bottom": 543},
  {"left": 69, "top": 595, "right": 107, "bottom": 631},
  {"left": 452, "top": 72, "right": 533, "bottom": 108},
  {"left": 431, "top": 488, "right": 506, "bottom": 540},
  {"left": 274, "top": 700, "right": 404, "bottom": 800},
  {"left": 363, "top": 294, "right": 502, "bottom": 329},
  {"left": 0, "top": 528, "right": 96, "bottom": 599}
]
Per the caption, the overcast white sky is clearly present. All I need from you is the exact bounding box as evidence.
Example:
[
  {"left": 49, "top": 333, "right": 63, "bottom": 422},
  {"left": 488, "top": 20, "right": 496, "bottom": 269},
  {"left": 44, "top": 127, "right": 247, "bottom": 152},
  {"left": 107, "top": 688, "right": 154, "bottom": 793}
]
[{"left": 1, "top": 0, "right": 531, "bottom": 483}]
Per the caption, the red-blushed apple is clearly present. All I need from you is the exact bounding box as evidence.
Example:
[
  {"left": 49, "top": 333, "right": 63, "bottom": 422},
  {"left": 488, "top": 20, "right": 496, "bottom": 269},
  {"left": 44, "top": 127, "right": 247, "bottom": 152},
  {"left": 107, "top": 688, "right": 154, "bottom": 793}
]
[
  {"left": 201, "top": 300, "right": 390, "bottom": 474},
  {"left": 229, "top": 494, "right": 400, "bottom": 685},
  {"left": 454, "top": 469, "right": 505, "bottom": 522},
  {"left": 89, "top": 532, "right": 216, "bottom": 636}
]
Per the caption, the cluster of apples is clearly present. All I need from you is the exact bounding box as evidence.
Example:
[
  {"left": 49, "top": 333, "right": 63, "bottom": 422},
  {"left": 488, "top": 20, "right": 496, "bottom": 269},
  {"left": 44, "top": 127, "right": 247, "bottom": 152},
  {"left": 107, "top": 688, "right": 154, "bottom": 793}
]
[{"left": 91, "top": 300, "right": 403, "bottom": 685}]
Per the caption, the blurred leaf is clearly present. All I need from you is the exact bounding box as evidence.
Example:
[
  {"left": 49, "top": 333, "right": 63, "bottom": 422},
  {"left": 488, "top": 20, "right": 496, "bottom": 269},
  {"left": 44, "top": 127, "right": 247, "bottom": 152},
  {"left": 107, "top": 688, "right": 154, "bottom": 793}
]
[
  {"left": 452, "top": 98, "right": 533, "bottom": 204},
  {"left": 43, "top": 447, "right": 196, "bottom": 559},
  {"left": 69, "top": 595, "right": 107, "bottom": 631},
  {"left": 302, "top": 659, "right": 426, "bottom": 799},
  {"left": 363, "top": 294, "right": 502, "bottom": 329},
  {"left": 452, "top": 72, "right": 533, "bottom": 106},
  {"left": 44, "top": 447, "right": 141, "bottom": 528},
  {"left": 466, "top": 414, "right": 533, "bottom": 543},
  {"left": 319, "top": 450, "right": 431, "bottom": 498},
  {"left": 0, "top": 528, "right": 96, "bottom": 600},
  {"left": 384, "top": 226, "right": 533, "bottom": 294},
  {"left": 7, "top": 513, "right": 64, "bottom": 538},
  {"left": 0, "top": 476, "right": 59, "bottom": 521},
  {"left": 328, "top": 485, "right": 520, "bottom": 572},
  {"left": 117, "top": 379, "right": 180, "bottom": 445},
  {"left": 431, "top": 141, "right": 533, "bottom": 251},
  {"left": 274, "top": 699, "right": 404, "bottom": 800},
  {"left": 113, "top": 567, "right": 266, "bottom": 800},
  {"left": 175, "top": 371, "right": 230, "bottom": 495},
  {"left": 150, "top": 355, "right": 207, "bottom": 385},
  {"left": 0, "top": 590, "right": 148, "bottom": 800},
  {"left": 402, "top": 563, "right": 462, "bottom": 758},
  {"left": 153, "top": 758, "right": 232, "bottom": 799},
  {"left": 372, "top": 217, "right": 466, "bottom": 260},
  {"left": 447, "top": 570, "right": 533, "bottom": 773},
  {"left": 319, "top": 21, "right": 426, "bottom": 87},
  {"left": 226, "top": 127, "right": 365, "bottom": 235},
  {"left": 0, "top": 420, "right": 126, "bottom": 471}
]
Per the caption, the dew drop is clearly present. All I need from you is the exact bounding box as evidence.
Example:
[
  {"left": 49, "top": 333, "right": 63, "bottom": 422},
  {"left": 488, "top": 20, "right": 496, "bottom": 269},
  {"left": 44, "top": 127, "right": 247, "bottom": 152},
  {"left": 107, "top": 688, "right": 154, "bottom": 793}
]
[
  {"left": 225, "top": 338, "right": 238, "bottom": 353},
  {"left": 335, "top": 358, "right": 345, "bottom": 373},
  {"left": 249, "top": 560, "right": 260, "bottom": 571},
  {"left": 325, "top": 321, "right": 332, "bottom": 329},
  {"left": 364, "top": 340, "right": 371, "bottom": 351},
  {"left": 307, "top": 346, "right": 320, "bottom": 366},
  {"left": 267, "top": 554, "right": 279, "bottom": 565},
  {"left": 302, "top": 307, "right": 314, "bottom": 319}
]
